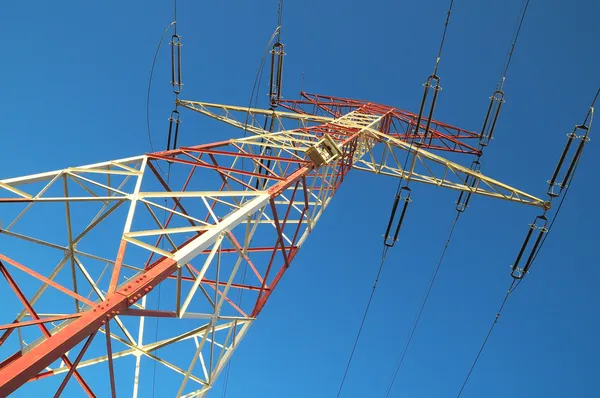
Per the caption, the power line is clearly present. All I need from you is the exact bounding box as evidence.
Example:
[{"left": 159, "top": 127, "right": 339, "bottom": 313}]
[
  {"left": 381, "top": 1, "right": 538, "bottom": 395},
  {"left": 499, "top": 0, "right": 531, "bottom": 89},
  {"left": 385, "top": 212, "right": 461, "bottom": 396},
  {"left": 583, "top": 87, "right": 599, "bottom": 125},
  {"left": 173, "top": 0, "right": 178, "bottom": 34},
  {"left": 368, "top": 0, "right": 457, "bottom": 394},
  {"left": 456, "top": 279, "right": 517, "bottom": 397},
  {"left": 348, "top": 8, "right": 455, "bottom": 378},
  {"left": 433, "top": 0, "right": 455, "bottom": 75},
  {"left": 336, "top": 246, "right": 389, "bottom": 397}
]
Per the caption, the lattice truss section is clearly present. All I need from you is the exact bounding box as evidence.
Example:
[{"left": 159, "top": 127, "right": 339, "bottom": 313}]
[
  {"left": 0, "top": 93, "right": 547, "bottom": 397},
  {"left": 180, "top": 94, "right": 548, "bottom": 208}
]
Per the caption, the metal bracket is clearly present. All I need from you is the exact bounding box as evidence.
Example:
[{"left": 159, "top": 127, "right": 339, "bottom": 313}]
[{"left": 305, "top": 134, "right": 343, "bottom": 168}]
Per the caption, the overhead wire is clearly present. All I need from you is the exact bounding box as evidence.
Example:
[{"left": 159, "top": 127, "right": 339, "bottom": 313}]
[
  {"left": 336, "top": 246, "right": 390, "bottom": 398},
  {"left": 456, "top": 278, "right": 518, "bottom": 397},
  {"left": 499, "top": 0, "right": 530, "bottom": 90},
  {"left": 432, "top": 0, "right": 455, "bottom": 75},
  {"left": 385, "top": 212, "right": 460, "bottom": 396}
]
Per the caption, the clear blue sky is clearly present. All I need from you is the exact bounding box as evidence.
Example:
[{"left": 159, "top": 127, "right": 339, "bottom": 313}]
[{"left": 1, "top": 0, "right": 599, "bottom": 397}]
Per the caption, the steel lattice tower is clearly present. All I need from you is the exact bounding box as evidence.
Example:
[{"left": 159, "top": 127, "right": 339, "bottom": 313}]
[{"left": 0, "top": 91, "right": 550, "bottom": 396}]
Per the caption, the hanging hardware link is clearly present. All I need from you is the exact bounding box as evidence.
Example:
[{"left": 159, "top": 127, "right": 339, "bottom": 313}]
[
  {"left": 479, "top": 89, "right": 505, "bottom": 147},
  {"left": 383, "top": 186, "right": 412, "bottom": 248},
  {"left": 510, "top": 214, "right": 548, "bottom": 279},
  {"left": 456, "top": 160, "right": 481, "bottom": 212},
  {"left": 413, "top": 75, "right": 442, "bottom": 145},
  {"left": 547, "top": 124, "right": 590, "bottom": 197},
  {"left": 170, "top": 34, "right": 183, "bottom": 94},
  {"left": 166, "top": 109, "right": 181, "bottom": 152}
]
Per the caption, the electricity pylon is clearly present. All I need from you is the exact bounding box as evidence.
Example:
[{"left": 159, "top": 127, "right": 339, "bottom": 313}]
[{"left": 0, "top": 92, "right": 547, "bottom": 397}]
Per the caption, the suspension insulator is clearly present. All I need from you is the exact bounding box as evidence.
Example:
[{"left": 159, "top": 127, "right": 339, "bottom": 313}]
[
  {"left": 510, "top": 215, "right": 548, "bottom": 280},
  {"left": 170, "top": 34, "right": 183, "bottom": 95},
  {"left": 269, "top": 42, "right": 285, "bottom": 108},
  {"left": 263, "top": 114, "right": 276, "bottom": 133},
  {"left": 167, "top": 109, "right": 181, "bottom": 152},
  {"left": 255, "top": 146, "right": 273, "bottom": 190},
  {"left": 383, "top": 186, "right": 412, "bottom": 248},
  {"left": 478, "top": 90, "right": 505, "bottom": 147},
  {"left": 456, "top": 160, "right": 481, "bottom": 212},
  {"left": 547, "top": 124, "right": 590, "bottom": 197},
  {"left": 413, "top": 75, "right": 442, "bottom": 145}
]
